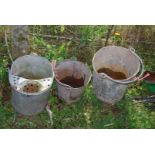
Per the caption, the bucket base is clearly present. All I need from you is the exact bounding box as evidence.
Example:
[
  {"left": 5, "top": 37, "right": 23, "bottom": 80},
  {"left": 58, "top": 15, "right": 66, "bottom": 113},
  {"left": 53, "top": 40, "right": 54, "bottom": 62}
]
[
  {"left": 94, "top": 93, "right": 124, "bottom": 104},
  {"left": 11, "top": 89, "right": 49, "bottom": 116},
  {"left": 92, "top": 72, "right": 127, "bottom": 104},
  {"left": 58, "top": 94, "right": 81, "bottom": 103},
  {"left": 12, "top": 101, "right": 47, "bottom": 116}
]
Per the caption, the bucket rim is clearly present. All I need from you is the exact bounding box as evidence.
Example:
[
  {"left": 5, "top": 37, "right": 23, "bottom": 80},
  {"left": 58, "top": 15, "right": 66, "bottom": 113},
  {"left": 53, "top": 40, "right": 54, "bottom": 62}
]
[
  {"left": 55, "top": 77, "right": 85, "bottom": 89},
  {"left": 55, "top": 59, "right": 92, "bottom": 89},
  {"left": 92, "top": 46, "right": 143, "bottom": 84},
  {"left": 10, "top": 54, "right": 54, "bottom": 77}
]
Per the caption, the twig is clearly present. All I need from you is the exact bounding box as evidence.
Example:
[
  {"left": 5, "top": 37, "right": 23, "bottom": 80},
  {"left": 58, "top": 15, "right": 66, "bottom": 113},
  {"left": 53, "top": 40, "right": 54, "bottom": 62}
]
[
  {"left": 30, "top": 33, "right": 80, "bottom": 42},
  {"left": 4, "top": 30, "right": 13, "bottom": 63},
  {"left": 104, "top": 123, "right": 113, "bottom": 127},
  {"left": 126, "top": 40, "right": 155, "bottom": 45},
  {"left": 30, "top": 32, "right": 155, "bottom": 45},
  {"left": 46, "top": 105, "right": 53, "bottom": 126},
  {"left": 66, "top": 27, "right": 80, "bottom": 40}
]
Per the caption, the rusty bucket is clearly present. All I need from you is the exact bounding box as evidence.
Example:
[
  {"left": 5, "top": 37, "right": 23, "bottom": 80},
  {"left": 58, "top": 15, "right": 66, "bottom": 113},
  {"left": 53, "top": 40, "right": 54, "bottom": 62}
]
[
  {"left": 92, "top": 46, "right": 144, "bottom": 104},
  {"left": 55, "top": 60, "right": 91, "bottom": 103}
]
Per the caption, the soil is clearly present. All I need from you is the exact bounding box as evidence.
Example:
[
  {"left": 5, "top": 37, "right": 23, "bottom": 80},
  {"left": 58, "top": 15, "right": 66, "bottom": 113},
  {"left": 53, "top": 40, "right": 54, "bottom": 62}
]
[
  {"left": 22, "top": 83, "right": 40, "bottom": 93},
  {"left": 2, "top": 86, "right": 11, "bottom": 102},
  {"left": 60, "top": 76, "right": 84, "bottom": 88},
  {"left": 98, "top": 67, "right": 127, "bottom": 80}
]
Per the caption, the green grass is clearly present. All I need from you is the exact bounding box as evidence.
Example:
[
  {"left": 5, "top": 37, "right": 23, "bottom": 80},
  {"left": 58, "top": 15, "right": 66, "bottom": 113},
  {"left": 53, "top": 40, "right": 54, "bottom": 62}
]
[{"left": 0, "top": 25, "right": 155, "bottom": 129}]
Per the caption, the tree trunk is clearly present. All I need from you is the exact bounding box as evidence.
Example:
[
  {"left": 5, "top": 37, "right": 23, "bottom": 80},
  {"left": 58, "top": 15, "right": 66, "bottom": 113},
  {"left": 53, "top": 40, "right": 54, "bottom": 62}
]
[{"left": 11, "top": 25, "right": 29, "bottom": 60}]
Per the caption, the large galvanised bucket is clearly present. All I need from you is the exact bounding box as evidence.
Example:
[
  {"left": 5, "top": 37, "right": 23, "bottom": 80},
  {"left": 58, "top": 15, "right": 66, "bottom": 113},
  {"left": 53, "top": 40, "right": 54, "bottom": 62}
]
[
  {"left": 9, "top": 55, "right": 54, "bottom": 116},
  {"left": 55, "top": 60, "right": 91, "bottom": 103},
  {"left": 92, "top": 46, "right": 144, "bottom": 104}
]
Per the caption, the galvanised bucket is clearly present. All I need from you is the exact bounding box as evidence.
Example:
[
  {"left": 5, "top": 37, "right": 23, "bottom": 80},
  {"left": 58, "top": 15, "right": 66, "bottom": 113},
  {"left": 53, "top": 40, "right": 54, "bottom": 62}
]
[
  {"left": 9, "top": 55, "right": 54, "bottom": 115},
  {"left": 92, "top": 46, "right": 144, "bottom": 104},
  {"left": 55, "top": 60, "right": 91, "bottom": 103}
]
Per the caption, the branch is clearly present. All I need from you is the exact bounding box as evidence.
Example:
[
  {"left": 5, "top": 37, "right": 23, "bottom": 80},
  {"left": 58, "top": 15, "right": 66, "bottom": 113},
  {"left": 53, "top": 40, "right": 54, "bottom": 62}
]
[
  {"left": 46, "top": 105, "right": 53, "bottom": 126},
  {"left": 29, "top": 33, "right": 80, "bottom": 42}
]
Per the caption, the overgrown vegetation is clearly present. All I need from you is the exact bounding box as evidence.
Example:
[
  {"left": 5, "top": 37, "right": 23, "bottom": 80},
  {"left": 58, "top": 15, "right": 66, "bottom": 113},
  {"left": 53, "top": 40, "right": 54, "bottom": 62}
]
[{"left": 0, "top": 25, "right": 155, "bottom": 128}]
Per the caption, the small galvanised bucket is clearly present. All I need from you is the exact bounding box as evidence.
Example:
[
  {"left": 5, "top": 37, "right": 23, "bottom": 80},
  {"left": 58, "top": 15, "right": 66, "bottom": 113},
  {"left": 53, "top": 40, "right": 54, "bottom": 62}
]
[
  {"left": 9, "top": 55, "right": 54, "bottom": 115},
  {"left": 92, "top": 46, "right": 144, "bottom": 104},
  {"left": 55, "top": 60, "right": 91, "bottom": 103}
]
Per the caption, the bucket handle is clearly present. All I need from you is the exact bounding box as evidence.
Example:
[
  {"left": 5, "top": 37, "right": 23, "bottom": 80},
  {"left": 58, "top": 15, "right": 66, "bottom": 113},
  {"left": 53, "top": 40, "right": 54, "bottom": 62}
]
[{"left": 99, "top": 47, "right": 144, "bottom": 84}]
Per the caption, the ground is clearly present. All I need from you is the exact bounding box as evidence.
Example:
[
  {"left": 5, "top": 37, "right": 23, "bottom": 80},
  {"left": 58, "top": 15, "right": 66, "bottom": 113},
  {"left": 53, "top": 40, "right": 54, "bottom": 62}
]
[{"left": 0, "top": 25, "right": 155, "bottom": 128}]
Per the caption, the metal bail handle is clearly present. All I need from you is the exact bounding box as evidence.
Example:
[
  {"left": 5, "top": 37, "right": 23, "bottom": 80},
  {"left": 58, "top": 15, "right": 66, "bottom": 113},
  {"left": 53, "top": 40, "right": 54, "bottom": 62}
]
[
  {"left": 99, "top": 47, "right": 144, "bottom": 84},
  {"left": 113, "top": 47, "right": 144, "bottom": 84}
]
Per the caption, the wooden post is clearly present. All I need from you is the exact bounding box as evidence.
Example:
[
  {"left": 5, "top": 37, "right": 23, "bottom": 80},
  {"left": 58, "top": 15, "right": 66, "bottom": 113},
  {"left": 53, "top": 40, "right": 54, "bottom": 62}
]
[
  {"left": 11, "top": 25, "right": 29, "bottom": 60},
  {"left": 105, "top": 25, "right": 114, "bottom": 46}
]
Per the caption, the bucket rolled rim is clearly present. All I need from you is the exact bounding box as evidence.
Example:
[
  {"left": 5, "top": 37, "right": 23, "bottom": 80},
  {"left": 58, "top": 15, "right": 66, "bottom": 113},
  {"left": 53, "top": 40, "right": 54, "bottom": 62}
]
[
  {"left": 92, "top": 46, "right": 142, "bottom": 83},
  {"left": 10, "top": 54, "right": 54, "bottom": 76},
  {"left": 55, "top": 77, "right": 85, "bottom": 89},
  {"left": 55, "top": 59, "right": 92, "bottom": 89}
]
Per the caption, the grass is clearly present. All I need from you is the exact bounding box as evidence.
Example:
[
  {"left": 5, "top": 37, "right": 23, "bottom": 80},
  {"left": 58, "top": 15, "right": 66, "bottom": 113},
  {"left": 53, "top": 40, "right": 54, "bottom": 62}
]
[{"left": 0, "top": 25, "right": 155, "bottom": 129}]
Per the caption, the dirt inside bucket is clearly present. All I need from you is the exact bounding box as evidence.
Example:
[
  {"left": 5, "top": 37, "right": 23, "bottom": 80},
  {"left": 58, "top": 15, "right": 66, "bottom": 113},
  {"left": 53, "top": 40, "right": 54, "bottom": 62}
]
[
  {"left": 98, "top": 67, "right": 127, "bottom": 80},
  {"left": 22, "top": 83, "right": 40, "bottom": 93},
  {"left": 60, "top": 76, "right": 84, "bottom": 88}
]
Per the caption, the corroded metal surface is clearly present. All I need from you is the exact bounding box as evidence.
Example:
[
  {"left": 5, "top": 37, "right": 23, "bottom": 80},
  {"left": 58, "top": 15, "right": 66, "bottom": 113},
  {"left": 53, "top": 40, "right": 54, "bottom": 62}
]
[
  {"left": 57, "top": 82, "right": 84, "bottom": 103},
  {"left": 11, "top": 88, "right": 50, "bottom": 115},
  {"left": 55, "top": 60, "right": 91, "bottom": 103},
  {"left": 92, "top": 46, "right": 142, "bottom": 104},
  {"left": 93, "top": 72, "right": 127, "bottom": 104}
]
